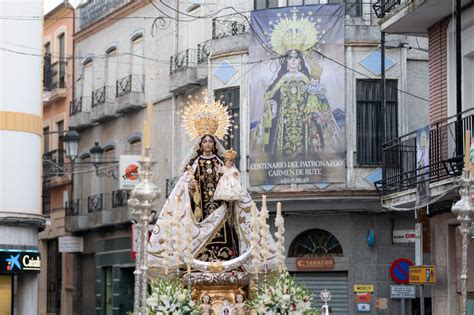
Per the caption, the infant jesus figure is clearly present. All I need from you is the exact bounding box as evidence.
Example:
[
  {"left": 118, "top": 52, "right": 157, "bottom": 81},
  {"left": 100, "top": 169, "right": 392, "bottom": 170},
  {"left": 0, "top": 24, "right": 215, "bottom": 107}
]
[{"left": 213, "top": 149, "right": 246, "bottom": 202}]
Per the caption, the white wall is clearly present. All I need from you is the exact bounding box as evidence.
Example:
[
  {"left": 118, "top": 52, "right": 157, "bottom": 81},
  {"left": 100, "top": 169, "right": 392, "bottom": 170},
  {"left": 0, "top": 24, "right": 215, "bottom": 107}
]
[{"left": 0, "top": 0, "right": 42, "bottom": 216}]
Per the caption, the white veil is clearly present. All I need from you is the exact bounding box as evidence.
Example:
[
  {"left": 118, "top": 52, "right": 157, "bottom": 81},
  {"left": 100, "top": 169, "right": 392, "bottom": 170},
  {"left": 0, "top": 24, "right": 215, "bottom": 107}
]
[{"left": 177, "top": 135, "right": 227, "bottom": 175}]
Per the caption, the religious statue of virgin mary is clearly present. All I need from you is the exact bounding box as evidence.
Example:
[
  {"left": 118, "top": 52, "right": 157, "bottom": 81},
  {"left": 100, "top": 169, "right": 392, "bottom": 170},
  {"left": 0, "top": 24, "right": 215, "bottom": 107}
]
[{"left": 148, "top": 92, "right": 277, "bottom": 273}]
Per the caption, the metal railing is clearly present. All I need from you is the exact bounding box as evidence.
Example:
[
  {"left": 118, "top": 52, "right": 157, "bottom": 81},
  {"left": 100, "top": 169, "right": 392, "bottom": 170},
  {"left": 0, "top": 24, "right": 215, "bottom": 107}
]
[
  {"left": 112, "top": 189, "right": 130, "bottom": 208},
  {"left": 69, "top": 97, "right": 82, "bottom": 116},
  {"left": 43, "top": 149, "right": 66, "bottom": 179},
  {"left": 44, "top": 57, "right": 67, "bottom": 91},
  {"left": 376, "top": 108, "right": 474, "bottom": 195},
  {"left": 87, "top": 193, "right": 104, "bottom": 213},
  {"left": 212, "top": 14, "right": 249, "bottom": 40},
  {"left": 116, "top": 74, "right": 145, "bottom": 98},
  {"left": 170, "top": 49, "right": 197, "bottom": 74},
  {"left": 373, "top": 0, "right": 402, "bottom": 18},
  {"left": 65, "top": 199, "right": 80, "bottom": 216},
  {"left": 197, "top": 40, "right": 211, "bottom": 64},
  {"left": 92, "top": 86, "right": 106, "bottom": 107}
]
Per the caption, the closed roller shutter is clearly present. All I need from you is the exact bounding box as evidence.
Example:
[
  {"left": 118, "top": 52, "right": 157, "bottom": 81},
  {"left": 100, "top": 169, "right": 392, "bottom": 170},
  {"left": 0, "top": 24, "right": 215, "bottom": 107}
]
[{"left": 293, "top": 272, "right": 349, "bottom": 314}]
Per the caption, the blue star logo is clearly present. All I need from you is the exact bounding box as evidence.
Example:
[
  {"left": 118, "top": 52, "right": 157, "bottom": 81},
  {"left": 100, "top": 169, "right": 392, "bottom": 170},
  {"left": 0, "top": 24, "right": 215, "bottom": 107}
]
[{"left": 6, "top": 254, "right": 21, "bottom": 271}]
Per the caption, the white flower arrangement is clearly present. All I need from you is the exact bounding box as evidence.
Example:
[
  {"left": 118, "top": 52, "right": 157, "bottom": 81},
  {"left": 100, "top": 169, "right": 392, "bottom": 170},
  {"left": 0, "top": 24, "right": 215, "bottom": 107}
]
[
  {"left": 248, "top": 272, "right": 319, "bottom": 315},
  {"left": 147, "top": 278, "right": 200, "bottom": 315}
]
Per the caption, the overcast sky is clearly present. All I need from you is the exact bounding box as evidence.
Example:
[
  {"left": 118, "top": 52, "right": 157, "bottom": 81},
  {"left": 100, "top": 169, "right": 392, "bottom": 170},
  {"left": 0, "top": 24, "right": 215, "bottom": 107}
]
[{"left": 44, "top": 0, "right": 81, "bottom": 14}]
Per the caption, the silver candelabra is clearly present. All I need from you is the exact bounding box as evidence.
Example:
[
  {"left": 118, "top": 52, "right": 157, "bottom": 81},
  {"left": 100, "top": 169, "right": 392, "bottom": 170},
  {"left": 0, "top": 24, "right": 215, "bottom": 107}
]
[
  {"left": 452, "top": 167, "right": 473, "bottom": 315},
  {"left": 129, "top": 148, "right": 160, "bottom": 315}
]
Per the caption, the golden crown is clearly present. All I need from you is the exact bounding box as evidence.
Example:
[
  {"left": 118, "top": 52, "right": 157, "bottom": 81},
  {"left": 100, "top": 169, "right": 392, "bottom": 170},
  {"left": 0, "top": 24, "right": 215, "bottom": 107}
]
[
  {"left": 225, "top": 149, "right": 237, "bottom": 161},
  {"left": 182, "top": 90, "right": 231, "bottom": 140},
  {"left": 269, "top": 7, "right": 320, "bottom": 55}
]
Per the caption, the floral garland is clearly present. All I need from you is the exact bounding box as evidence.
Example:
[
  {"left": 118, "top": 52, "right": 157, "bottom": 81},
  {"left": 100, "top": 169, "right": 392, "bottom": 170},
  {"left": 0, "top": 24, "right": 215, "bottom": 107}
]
[
  {"left": 147, "top": 278, "right": 200, "bottom": 315},
  {"left": 248, "top": 272, "right": 320, "bottom": 315}
]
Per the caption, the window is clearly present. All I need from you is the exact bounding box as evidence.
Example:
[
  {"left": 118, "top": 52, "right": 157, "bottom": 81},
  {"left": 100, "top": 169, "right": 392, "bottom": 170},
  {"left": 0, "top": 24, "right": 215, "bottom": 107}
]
[
  {"left": 44, "top": 126, "right": 50, "bottom": 153},
  {"left": 57, "top": 120, "right": 64, "bottom": 164},
  {"left": 131, "top": 35, "right": 144, "bottom": 76},
  {"left": 106, "top": 47, "right": 117, "bottom": 94},
  {"left": 255, "top": 0, "right": 279, "bottom": 10},
  {"left": 82, "top": 59, "right": 93, "bottom": 111},
  {"left": 57, "top": 33, "right": 66, "bottom": 88},
  {"left": 215, "top": 87, "right": 240, "bottom": 162},
  {"left": 129, "top": 138, "right": 142, "bottom": 155},
  {"left": 289, "top": 229, "right": 343, "bottom": 257},
  {"left": 356, "top": 79, "right": 398, "bottom": 165},
  {"left": 103, "top": 147, "right": 116, "bottom": 203},
  {"left": 287, "top": 0, "right": 326, "bottom": 5},
  {"left": 44, "top": 42, "right": 52, "bottom": 90}
]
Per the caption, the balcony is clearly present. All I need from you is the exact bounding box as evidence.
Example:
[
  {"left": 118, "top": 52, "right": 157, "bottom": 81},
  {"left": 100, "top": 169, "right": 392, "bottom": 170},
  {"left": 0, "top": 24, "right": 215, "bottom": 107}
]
[
  {"left": 169, "top": 49, "right": 199, "bottom": 94},
  {"left": 376, "top": 109, "right": 474, "bottom": 208},
  {"left": 42, "top": 149, "right": 71, "bottom": 188},
  {"left": 196, "top": 40, "right": 211, "bottom": 83},
  {"left": 115, "top": 74, "right": 145, "bottom": 113},
  {"left": 211, "top": 14, "right": 250, "bottom": 57},
  {"left": 69, "top": 96, "right": 93, "bottom": 129},
  {"left": 378, "top": 0, "right": 471, "bottom": 34},
  {"left": 65, "top": 191, "right": 132, "bottom": 232},
  {"left": 43, "top": 59, "right": 68, "bottom": 104},
  {"left": 91, "top": 86, "right": 117, "bottom": 122}
]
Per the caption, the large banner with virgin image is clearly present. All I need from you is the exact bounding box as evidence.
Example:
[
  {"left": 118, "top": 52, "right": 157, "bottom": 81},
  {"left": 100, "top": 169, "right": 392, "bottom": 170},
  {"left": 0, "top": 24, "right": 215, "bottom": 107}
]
[{"left": 248, "top": 5, "right": 346, "bottom": 186}]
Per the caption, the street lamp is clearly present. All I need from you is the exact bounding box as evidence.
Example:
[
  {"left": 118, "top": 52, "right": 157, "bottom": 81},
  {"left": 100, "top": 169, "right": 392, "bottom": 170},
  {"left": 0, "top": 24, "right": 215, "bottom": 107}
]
[
  {"left": 88, "top": 142, "right": 118, "bottom": 179},
  {"left": 63, "top": 129, "right": 81, "bottom": 161}
]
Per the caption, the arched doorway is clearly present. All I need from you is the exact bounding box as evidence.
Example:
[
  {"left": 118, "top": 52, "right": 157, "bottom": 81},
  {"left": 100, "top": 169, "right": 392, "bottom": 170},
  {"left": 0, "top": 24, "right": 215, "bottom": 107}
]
[{"left": 289, "top": 229, "right": 348, "bottom": 314}]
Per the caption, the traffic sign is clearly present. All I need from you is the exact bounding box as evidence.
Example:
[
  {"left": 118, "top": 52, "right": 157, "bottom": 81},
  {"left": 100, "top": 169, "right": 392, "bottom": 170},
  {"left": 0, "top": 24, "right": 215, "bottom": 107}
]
[
  {"left": 390, "top": 258, "right": 414, "bottom": 284},
  {"left": 390, "top": 285, "right": 416, "bottom": 299},
  {"left": 409, "top": 265, "right": 436, "bottom": 284},
  {"left": 356, "top": 293, "right": 371, "bottom": 303},
  {"left": 354, "top": 285, "right": 374, "bottom": 293}
]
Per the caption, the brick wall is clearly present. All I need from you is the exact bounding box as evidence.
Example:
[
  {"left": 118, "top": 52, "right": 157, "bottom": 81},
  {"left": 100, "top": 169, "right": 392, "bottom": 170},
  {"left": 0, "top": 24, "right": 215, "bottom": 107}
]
[{"left": 428, "top": 19, "right": 449, "bottom": 123}]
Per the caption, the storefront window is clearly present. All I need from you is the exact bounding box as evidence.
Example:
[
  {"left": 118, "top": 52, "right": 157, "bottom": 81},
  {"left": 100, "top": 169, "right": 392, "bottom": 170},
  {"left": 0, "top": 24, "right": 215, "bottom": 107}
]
[
  {"left": 0, "top": 275, "right": 13, "bottom": 315},
  {"left": 289, "top": 229, "right": 343, "bottom": 257}
]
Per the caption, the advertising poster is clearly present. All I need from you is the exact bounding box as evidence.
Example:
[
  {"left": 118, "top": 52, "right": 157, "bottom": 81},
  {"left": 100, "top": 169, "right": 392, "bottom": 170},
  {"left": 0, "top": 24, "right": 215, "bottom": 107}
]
[
  {"left": 416, "top": 125, "right": 430, "bottom": 206},
  {"left": 249, "top": 5, "right": 346, "bottom": 186}
]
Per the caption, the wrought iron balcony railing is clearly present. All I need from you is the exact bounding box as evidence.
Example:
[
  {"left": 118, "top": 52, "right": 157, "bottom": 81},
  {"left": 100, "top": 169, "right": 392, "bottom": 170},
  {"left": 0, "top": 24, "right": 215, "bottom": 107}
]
[
  {"left": 116, "top": 74, "right": 145, "bottom": 98},
  {"left": 43, "top": 149, "right": 66, "bottom": 179},
  {"left": 43, "top": 57, "right": 67, "bottom": 91},
  {"left": 376, "top": 108, "right": 474, "bottom": 195},
  {"left": 112, "top": 189, "right": 130, "bottom": 208},
  {"left": 212, "top": 14, "right": 249, "bottom": 40},
  {"left": 65, "top": 199, "right": 80, "bottom": 216},
  {"left": 69, "top": 97, "right": 82, "bottom": 116},
  {"left": 87, "top": 193, "right": 104, "bottom": 213},
  {"left": 372, "top": 0, "right": 401, "bottom": 18},
  {"left": 170, "top": 49, "right": 197, "bottom": 74},
  {"left": 197, "top": 40, "right": 211, "bottom": 64},
  {"left": 92, "top": 86, "right": 106, "bottom": 107}
]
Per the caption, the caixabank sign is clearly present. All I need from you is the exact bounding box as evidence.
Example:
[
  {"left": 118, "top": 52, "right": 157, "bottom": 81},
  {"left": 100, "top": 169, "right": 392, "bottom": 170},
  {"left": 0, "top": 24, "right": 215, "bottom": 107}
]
[{"left": 0, "top": 250, "right": 41, "bottom": 274}]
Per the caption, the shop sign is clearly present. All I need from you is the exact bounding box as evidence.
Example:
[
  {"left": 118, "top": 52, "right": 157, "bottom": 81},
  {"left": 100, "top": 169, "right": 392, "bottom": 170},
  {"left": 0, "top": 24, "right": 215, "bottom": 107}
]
[
  {"left": 356, "top": 293, "right": 371, "bottom": 303},
  {"left": 409, "top": 265, "right": 436, "bottom": 284},
  {"left": 390, "top": 285, "right": 416, "bottom": 299},
  {"left": 295, "top": 257, "right": 335, "bottom": 271},
  {"left": 353, "top": 285, "right": 374, "bottom": 293},
  {"left": 392, "top": 230, "right": 416, "bottom": 243},
  {"left": 356, "top": 303, "right": 371, "bottom": 312},
  {"left": 119, "top": 155, "right": 141, "bottom": 189},
  {"left": 59, "top": 236, "right": 83, "bottom": 253},
  {"left": 0, "top": 250, "right": 41, "bottom": 274}
]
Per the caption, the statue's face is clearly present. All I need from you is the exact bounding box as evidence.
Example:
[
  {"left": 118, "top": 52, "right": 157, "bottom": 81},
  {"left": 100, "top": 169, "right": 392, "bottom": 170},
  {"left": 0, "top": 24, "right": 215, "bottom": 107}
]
[
  {"left": 288, "top": 50, "right": 301, "bottom": 72},
  {"left": 202, "top": 295, "right": 210, "bottom": 303},
  {"left": 236, "top": 294, "right": 243, "bottom": 303},
  {"left": 201, "top": 135, "right": 215, "bottom": 154}
]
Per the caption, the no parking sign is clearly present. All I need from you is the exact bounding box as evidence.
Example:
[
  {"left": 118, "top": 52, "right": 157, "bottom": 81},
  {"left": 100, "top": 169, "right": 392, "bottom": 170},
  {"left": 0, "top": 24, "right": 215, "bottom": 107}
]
[{"left": 390, "top": 258, "right": 414, "bottom": 284}]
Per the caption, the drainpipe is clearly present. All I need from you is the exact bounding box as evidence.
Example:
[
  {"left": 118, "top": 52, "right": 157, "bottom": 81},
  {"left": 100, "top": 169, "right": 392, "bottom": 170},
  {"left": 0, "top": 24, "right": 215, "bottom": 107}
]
[{"left": 456, "top": 0, "right": 463, "bottom": 157}]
